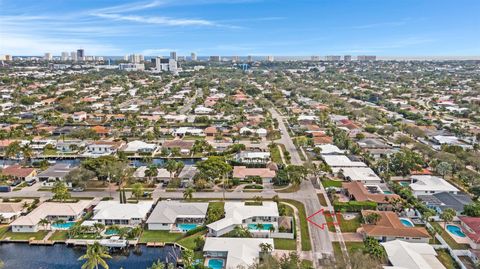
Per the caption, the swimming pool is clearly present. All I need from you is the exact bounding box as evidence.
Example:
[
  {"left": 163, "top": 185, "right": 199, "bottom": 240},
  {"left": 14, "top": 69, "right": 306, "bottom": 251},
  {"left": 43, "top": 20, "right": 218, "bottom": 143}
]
[
  {"left": 208, "top": 259, "right": 224, "bottom": 269},
  {"left": 399, "top": 218, "right": 414, "bottom": 227},
  {"left": 446, "top": 225, "right": 466, "bottom": 237},
  {"left": 399, "top": 182, "right": 410, "bottom": 187},
  {"left": 105, "top": 229, "right": 119, "bottom": 235},
  {"left": 178, "top": 223, "right": 198, "bottom": 232},
  {"left": 247, "top": 223, "right": 274, "bottom": 231},
  {"left": 51, "top": 221, "right": 76, "bottom": 229},
  {"left": 383, "top": 191, "right": 393, "bottom": 194}
]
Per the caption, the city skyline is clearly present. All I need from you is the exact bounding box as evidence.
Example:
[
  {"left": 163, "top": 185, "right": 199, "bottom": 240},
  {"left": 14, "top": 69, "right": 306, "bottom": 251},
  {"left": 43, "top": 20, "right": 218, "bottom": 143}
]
[{"left": 1, "top": 0, "right": 479, "bottom": 57}]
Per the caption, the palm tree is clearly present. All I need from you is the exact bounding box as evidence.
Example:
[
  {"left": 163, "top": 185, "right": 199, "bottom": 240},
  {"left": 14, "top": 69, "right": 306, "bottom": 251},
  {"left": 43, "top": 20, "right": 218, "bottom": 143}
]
[
  {"left": 365, "top": 212, "right": 381, "bottom": 225},
  {"left": 164, "top": 160, "right": 178, "bottom": 182},
  {"left": 183, "top": 187, "right": 194, "bottom": 200},
  {"left": 259, "top": 243, "right": 273, "bottom": 253},
  {"left": 78, "top": 242, "right": 112, "bottom": 269},
  {"left": 5, "top": 141, "right": 21, "bottom": 159},
  {"left": 21, "top": 144, "right": 33, "bottom": 165},
  {"left": 93, "top": 223, "right": 105, "bottom": 234},
  {"left": 440, "top": 208, "right": 456, "bottom": 229},
  {"left": 39, "top": 218, "right": 51, "bottom": 230},
  {"left": 144, "top": 166, "right": 158, "bottom": 184},
  {"left": 268, "top": 225, "right": 275, "bottom": 234}
]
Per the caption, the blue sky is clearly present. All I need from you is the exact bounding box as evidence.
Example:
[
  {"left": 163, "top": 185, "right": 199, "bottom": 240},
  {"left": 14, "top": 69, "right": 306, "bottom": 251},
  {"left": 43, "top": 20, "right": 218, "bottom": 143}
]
[{"left": 1, "top": 0, "right": 479, "bottom": 56}]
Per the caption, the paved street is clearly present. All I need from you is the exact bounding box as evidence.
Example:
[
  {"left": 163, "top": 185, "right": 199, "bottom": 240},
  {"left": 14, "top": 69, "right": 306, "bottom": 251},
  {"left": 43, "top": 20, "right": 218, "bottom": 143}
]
[{"left": 269, "top": 108, "right": 303, "bottom": 165}]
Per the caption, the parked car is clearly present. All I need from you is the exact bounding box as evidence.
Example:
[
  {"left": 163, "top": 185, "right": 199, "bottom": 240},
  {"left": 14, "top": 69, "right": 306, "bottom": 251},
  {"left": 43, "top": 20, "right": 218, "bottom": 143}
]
[
  {"left": 27, "top": 179, "right": 37, "bottom": 186},
  {"left": 72, "top": 187, "right": 85, "bottom": 192},
  {"left": 10, "top": 180, "right": 21, "bottom": 187},
  {"left": 0, "top": 186, "right": 12, "bottom": 192}
]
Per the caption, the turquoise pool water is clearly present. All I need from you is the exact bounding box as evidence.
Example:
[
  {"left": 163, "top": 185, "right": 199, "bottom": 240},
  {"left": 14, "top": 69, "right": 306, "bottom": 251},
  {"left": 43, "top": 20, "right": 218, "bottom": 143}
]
[
  {"left": 178, "top": 223, "right": 198, "bottom": 232},
  {"left": 105, "top": 229, "right": 119, "bottom": 235},
  {"left": 399, "top": 182, "right": 410, "bottom": 187},
  {"left": 208, "top": 259, "right": 224, "bottom": 269},
  {"left": 447, "top": 225, "right": 466, "bottom": 237},
  {"left": 247, "top": 223, "right": 274, "bottom": 231},
  {"left": 52, "top": 221, "right": 75, "bottom": 229},
  {"left": 400, "top": 218, "right": 414, "bottom": 227},
  {"left": 383, "top": 191, "right": 393, "bottom": 194}
]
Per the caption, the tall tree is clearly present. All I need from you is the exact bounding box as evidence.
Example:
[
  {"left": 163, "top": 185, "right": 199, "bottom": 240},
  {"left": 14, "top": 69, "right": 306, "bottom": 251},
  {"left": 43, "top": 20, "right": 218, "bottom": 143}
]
[{"left": 78, "top": 242, "right": 112, "bottom": 269}]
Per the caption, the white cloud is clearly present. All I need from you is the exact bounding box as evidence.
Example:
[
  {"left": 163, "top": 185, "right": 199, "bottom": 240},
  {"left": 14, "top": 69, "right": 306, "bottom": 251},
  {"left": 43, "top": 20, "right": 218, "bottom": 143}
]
[{"left": 93, "top": 13, "right": 215, "bottom": 26}]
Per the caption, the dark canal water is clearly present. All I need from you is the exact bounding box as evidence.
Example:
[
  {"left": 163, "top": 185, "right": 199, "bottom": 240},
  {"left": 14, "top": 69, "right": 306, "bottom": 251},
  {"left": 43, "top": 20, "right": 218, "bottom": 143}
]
[{"left": 0, "top": 243, "right": 181, "bottom": 269}]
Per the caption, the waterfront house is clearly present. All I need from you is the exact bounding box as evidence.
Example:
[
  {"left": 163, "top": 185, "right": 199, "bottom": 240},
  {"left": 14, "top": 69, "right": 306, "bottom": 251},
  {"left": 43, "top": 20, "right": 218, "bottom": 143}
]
[
  {"left": 207, "top": 201, "right": 279, "bottom": 237},
  {"left": 92, "top": 201, "right": 154, "bottom": 226},
  {"left": 146, "top": 201, "right": 208, "bottom": 231},
  {"left": 339, "top": 167, "right": 383, "bottom": 184},
  {"left": 133, "top": 166, "right": 171, "bottom": 182},
  {"left": 37, "top": 163, "right": 76, "bottom": 187},
  {"left": 234, "top": 151, "right": 271, "bottom": 164},
  {"left": 360, "top": 210, "right": 430, "bottom": 243},
  {"left": 0, "top": 201, "right": 29, "bottom": 223},
  {"left": 56, "top": 140, "right": 86, "bottom": 153},
  {"left": 10, "top": 201, "right": 90, "bottom": 232},
  {"left": 203, "top": 237, "right": 274, "bottom": 269},
  {"left": 381, "top": 240, "right": 446, "bottom": 269},
  {"left": 121, "top": 140, "right": 158, "bottom": 154},
  {"left": 84, "top": 140, "right": 124, "bottom": 156}
]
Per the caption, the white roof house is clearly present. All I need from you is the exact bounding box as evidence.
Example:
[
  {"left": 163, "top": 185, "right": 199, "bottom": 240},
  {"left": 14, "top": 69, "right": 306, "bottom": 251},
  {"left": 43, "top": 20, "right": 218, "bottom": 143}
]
[
  {"left": 194, "top": 106, "right": 214, "bottom": 114},
  {"left": 173, "top": 127, "right": 204, "bottom": 136},
  {"left": 146, "top": 201, "right": 208, "bottom": 230},
  {"left": 340, "top": 167, "right": 382, "bottom": 184},
  {"left": 239, "top": 127, "right": 267, "bottom": 137},
  {"left": 92, "top": 201, "right": 153, "bottom": 226},
  {"left": 381, "top": 240, "right": 446, "bottom": 269},
  {"left": 11, "top": 201, "right": 91, "bottom": 232},
  {"left": 122, "top": 140, "right": 157, "bottom": 153},
  {"left": 204, "top": 237, "right": 274, "bottom": 269},
  {"left": 315, "top": 144, "right": 345, "bottom": 155},
  {"left": 409, "top": 175, "right": 459, "bottom": 197},
  {"left": 321, "top": 155, "right": 367, "bottom": 172},
  {"left": 133, "top": 166, "right": 171, "bottom": 181},
  {"left": 207, "top": 202, "right": 278, "bottom": 236}
]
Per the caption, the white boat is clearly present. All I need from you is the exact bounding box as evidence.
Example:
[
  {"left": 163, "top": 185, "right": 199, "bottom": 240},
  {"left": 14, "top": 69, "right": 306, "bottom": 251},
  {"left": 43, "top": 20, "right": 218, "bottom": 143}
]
[{"left": 99, "top": 236, "right": 128, "bottom": 248}]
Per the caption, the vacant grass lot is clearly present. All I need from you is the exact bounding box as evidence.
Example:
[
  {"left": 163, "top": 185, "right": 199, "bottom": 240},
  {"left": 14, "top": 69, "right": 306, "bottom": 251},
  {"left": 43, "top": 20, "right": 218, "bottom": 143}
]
[
  {"left": 139, "top": 230, "right": 183, "bottom": 243},
  {"left": 281, "top": 199, "right": 311, "bottom": 251},
  {"left": 273, "top": 238, "right": 296, "bottom": 250},
  {"left": 50, "top": 231, "right": 69, "bottom": 241}
]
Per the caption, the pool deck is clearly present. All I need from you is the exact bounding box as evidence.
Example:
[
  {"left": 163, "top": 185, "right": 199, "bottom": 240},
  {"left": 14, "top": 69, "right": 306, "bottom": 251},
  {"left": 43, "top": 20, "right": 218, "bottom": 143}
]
[{"left": 439, "top": 222, "right": 471, "bottom": 244}]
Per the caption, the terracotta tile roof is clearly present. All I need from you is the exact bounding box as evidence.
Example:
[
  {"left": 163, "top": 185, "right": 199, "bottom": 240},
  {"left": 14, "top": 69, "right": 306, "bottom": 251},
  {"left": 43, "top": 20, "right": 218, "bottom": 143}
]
[
  {"left": 163, "top": 140, "right": 194, "bottom": 149},
  {"left": 313, "top": 136, "right": 333, "bottom": 145},
  {"left": 91, "top": 126, "right": 110, "bottom": 134},
  {"left": 361, "top": 210, "right": 430, "bottom": 238},
  {"left": 343, "top": 181, "right": 400, "bottom": 203},
  {"left": 204, "top": 126, "right": 218, "bottom": 134},
  {"left": 233, "top": 166, "right": 276, "bottom": 179},
  {"left": 0, "top": 139, "right": 16, "bottom": 148},
  {"left": 1, "top": 165, "right": 36, "bottom": 178},
  {"left": 458, "top": 216, "right": 480, "bottom": 243}
]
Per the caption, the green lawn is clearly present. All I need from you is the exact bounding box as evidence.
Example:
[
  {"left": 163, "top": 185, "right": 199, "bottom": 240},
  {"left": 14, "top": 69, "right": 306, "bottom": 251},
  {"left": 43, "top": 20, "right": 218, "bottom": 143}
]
[
  {"left": 176, "top": 230, "right": 206, "bottom": 250},
  {"left": 430, "top": 222, "right": 470, "bottom": 250},
  {"left": 139, "top": 230, "right": 183, "bottom": 243},
  {"left": 0, "top": 225, "right": 9, "bottom": 238},
  {"left": 345, "top": 242, "right": 365, "bottom": 255},
  {"left": 270, "top": 144, "right": 284, "bottom": 164},
  {"left": 436, "top": 249, "right": 460, "bottom": 269},
  {"left": 317, "top": 193, "right": 328, "bottom": 206},
  {"left": 321, "top": 180, "right": 343, "bottom": 188},
  {"left": 281, "top": 199, "right": 312, "bottom": 251},
  {"left": 339, "top": 215, "right": 362, "bottom": 233},
  {"left": 50, "top": 230, "right": 69, "bottom": 241},
  {"left": 273, "top": 238, "right": 297, "bottom": 250},
  {"left": 1, "top": 230, "right": 49, "bottom": 240}
]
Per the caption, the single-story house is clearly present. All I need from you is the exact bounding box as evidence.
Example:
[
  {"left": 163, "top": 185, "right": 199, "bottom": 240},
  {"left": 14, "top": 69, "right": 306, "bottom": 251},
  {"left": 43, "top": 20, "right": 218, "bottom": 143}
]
[
  {"left": 10, "top": 201, "right": 90, "bottom": 232},
  {"left": 207, "top": 201, "right": 279, "bottom": 237},
  {"left": 360, "top": 210, "right": 430, "bottom": 243},
  {"left": 232, "top": 166, "right": 276, "bottom": 183},
  {"left": 37, "top": 163, "right": 76, "bottom": 187},
  {"left": 339, "top": 167, "right": 382, "bottom": 184},
  {"left": 409, "top": 175, "right": 459, "bottom": 197},
  {"left": 133, "top": 166, "right": 171, "bottom": 182},
  {"left": 1, "top": 165, "right": 37, "bottom": 181},
  {"left": 56, "top": 140, "right": 86, "bottom": 153},
  {"left": 177, "top": 165, "right": 199, "bottom": 183},
  {"left": 84, "top": 140, "right": 125, "bottom": 156},
  {"left": 121, "top": 140, "right": 158, "bottom": 153},
  {"left": 146, "top": 201, "right": 208, "bottom": 231},
  {"left": 381, "top": 240, "right": 446, "bottom": 269},
  {"left": 458, "top": 216, "right": 480, "bottom": 249},
  {"left": 203, "top": 237, "right": 274, "bottom": 269},
  {"left": 342, "top": 181, "right": 399, "bottom": 210},
  {"left": 91, "top": 201, "right": 154, "bottom": 226},
  {"left": 235, "top": 151, "right": 271, "bottom": 164},
  {"left": 314, "top": 144, "right": 345, "bottom": 155},
  {"left": 0, "top": 201, "right": 29, "bottom": 223},
  {"left": 418, "top": 192, "right": 472, "bottom": 215},
  {"left": 321, "top": 155, "right": 367, "bottom": 173},
  {"left": 162, "top": 140, "right": 194, "bottom": 154}
]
